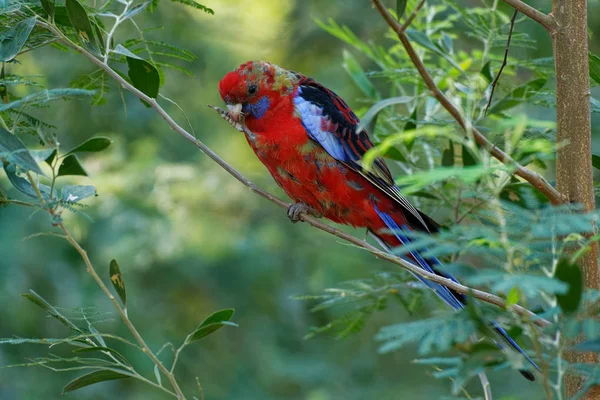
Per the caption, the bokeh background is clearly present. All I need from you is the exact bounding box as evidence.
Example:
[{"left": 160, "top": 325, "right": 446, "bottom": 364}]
[{"left": 1, "top": 0, "right": 599, "bottom": 399}]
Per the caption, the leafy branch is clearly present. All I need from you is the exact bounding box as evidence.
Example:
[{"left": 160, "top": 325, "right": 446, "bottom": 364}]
[
  {"left": 371, "top": 0, "right": 566, "bottom": 205},
  {"left": 31, "top": 16, "right": 551, "bottom": 329}
]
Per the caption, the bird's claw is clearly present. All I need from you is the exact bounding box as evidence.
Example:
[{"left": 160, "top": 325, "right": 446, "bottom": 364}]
[{"left": 287, "top": 203, "right": 321, "bottom": 223}]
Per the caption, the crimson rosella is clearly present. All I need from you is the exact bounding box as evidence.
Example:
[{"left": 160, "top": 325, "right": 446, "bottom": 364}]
[{"left": 218, "top": 61, "right": 538, "bottom": 380}]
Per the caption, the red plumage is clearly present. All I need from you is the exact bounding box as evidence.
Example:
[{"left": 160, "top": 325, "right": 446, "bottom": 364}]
[
  {"left": 219, "top": 61, "right": 411, "bottom": 247},
  {"left": 218, "top": 61, "right": 540, "bottom": 379}
]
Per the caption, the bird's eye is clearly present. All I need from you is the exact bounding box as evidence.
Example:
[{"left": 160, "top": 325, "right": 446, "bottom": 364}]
[{"left": 248, "top": 84, "right": 258, "bottom": 95}]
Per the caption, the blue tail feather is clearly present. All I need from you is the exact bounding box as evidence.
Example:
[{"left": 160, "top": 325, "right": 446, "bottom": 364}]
[{"left": 373, "top": 206, "right": 539, "bottom": 379}]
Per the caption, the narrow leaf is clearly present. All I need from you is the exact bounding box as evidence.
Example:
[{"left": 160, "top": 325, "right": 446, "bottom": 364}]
[
  {"left": 406, "top": 29, "right": 463, "bottom": 71},
  {"left": 58, "top": 154, "right": 87, "bottom": 176},
  {"left": 590, "top": 53, "right": 600, "bottom": 85},
  {"left": 0, "top": 127, "right": 44, "bottom": 174},
  {"left": 22, "top": 290, "right": 83, "bottom": 333},
  {"left": 123, "top": 1, "right": 151, "bottom": 20},
  {"left": 3, "top": 163, "right": 43, "bottom": 198},
  {"left": 0, "top": 17, "right": 36, "bottom": 62},
  {"left": 396, "top": 0, "right": 408, "bottom": 20},
  {"left": 62, "top": 369, "right": 131, "bottom": 393},
  {"left": 357, "top": 96, "right": 413, "bottom": 133},
  {"left": 154, "top": 364, "right": 162, "bottom": 386},
  {"left": 66, "top": 0, "right": 100, "bottom": 53},
  {"left": 574, "top": 338, "right": 600, "bottom": 352},
  {"left": 66, "top": 137, "right": 112, "bottom": 155},
  {"left": 404, "top": 108, "right": 417, "bottom": 151},
  {"left": 187, "top": 309, "right": 236, "bottom": 343},
  {"left": 462, "top": 145, "right": 477, "bottom": 166},
  {"left": 480, "top": 60, "right": 493, "bottom": 83},
  {"left": 73, "top": 346, "right": 129, "bottom": 365},
  {"left": 442, "top": 140, "right": 454, "bottom": 167},
  {"left": 109, "top": 259, "right": 127, "bottom": 308},
  {"left": 489, "top": 78, "right": 546, "bottom": 114},
  {"left": 342, "top": 50, "right": 377, "bottom": 98},
  {"left": 41, "top": 0, "right": 55, "bottom": 18},
  {"left": 554, "top": 259, "right": 583, "bottom": 314},
  {"left": 592, "top": 154, "right": 600, "bottom": 170},
  {"left": 0, "top": 88, "right": 95, "bottom": 113}
]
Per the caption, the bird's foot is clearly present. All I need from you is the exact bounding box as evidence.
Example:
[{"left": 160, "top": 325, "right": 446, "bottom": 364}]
[{"left": 287, "top": 203, "right": 321, "bottom": 223}]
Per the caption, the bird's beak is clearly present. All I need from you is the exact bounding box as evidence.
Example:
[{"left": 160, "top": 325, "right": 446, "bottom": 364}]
[{"left": 226, "top": 103, "right": 243, "bottom": 122}]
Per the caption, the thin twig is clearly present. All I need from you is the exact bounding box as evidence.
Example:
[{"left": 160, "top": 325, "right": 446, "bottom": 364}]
[
  {"left": 499, "top": 0, "right": 557, "bottom": 33},
  {"left": 23, "top": 153, "right": 185, "bottom": 398},
  {"left": 371, "top": 0, "right": 566, "bottom": 205},
  {"left": 34, "top": 19, "right": 550, "bottom": 329},
  {"left": 484, "top": 10, "right": 518, "bottom": 116},
  {"left": 58, "top": 222, "right": 187, "bottom": 399}
]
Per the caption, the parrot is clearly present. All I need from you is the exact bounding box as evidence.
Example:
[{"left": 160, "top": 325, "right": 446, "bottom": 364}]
[{"left": 218, "top": 60, "right": 539, "bottom": 381}]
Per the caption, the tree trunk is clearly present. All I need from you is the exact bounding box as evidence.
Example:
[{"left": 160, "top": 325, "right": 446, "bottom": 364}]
[{"left": 552, "top": 0, "right": 600, "bottom": 397}]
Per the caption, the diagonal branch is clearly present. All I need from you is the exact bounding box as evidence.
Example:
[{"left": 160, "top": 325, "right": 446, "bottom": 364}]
[
  {"left": 499, "top": 0, "right": 557, "bottom": 33},
  {"left": 35, "top": 20, "right": 550, "bottom": 329},
  {"left": 372, "top": 0, "right": 566, "bottom": 205}
]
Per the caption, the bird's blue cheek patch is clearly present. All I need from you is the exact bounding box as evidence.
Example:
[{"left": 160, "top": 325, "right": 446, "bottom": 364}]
[{"left": 243, "top": 96, "right": 270, "bottom": 119}]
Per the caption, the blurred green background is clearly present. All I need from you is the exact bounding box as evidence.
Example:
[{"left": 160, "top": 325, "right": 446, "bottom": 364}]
[{"left": 1, "top": 0, "right": 599, "bottom": 399}]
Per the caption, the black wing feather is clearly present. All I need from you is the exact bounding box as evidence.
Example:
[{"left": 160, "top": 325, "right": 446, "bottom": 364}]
[{"left": 295, "top": 75, "right": 434, "bottom": 233}]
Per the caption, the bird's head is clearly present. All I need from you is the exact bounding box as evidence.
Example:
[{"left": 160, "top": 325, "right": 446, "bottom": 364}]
[{"left": 219, "top": 61, "right": 298, "bottom": 123}]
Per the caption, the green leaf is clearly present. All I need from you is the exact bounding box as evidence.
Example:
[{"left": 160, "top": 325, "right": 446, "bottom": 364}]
[
  {"left": 66, "top": 137, "right": 112, "bottom": 155},
  {"left": 462, "top": 145, "right": 477, "bottom": 166},
  {"left": 66, "top": 0, "right": 100, "bottom": 54},
  {"left": 381, "top": 146, "right": 407, "bottom": 163},
  {"left": 592, "top": 97, "right": 600, "bottom": 113},
  {"left": 356, "top": 96, "right": 413, "bottom": 134},
  {"left": 22, "top": 290, "right": 83, "bottom": 333},
  {"left": 126, "top": 57, "right": 160, "bottom": 100},
  {"left": 500, "top": 182, "right": 550, "bottom": 209},
  {"left": 168, "top": 0, "right": 214, "bottom": 14},
  {"left": 109, "top": 259, "right": 127, "bottom": 308},
  {"left": 590, "top": 53, "right": 600, "bottom": 85},
  {"left": 554, "top": 259, "right": 583, "bottom": 314},
  {"left": 58, "top": 154, "right": 88, "bottom": 176},
  {"left": 0, "top": 127, "right": 44, "bottom": 174},
  {"left": 377, "top": 313, "right": 476, "bottom": 354},
  {"left": 73, "top": 346, "right": 129, "bottom": 365},
  {"left": 396, "top": 0, "right": 408, "bottom": 20},
  {"left": 0, "top": 88, "right": 95, "bottom": 113},
  {"left": 592, "top": 154, "right": 600, "bottom": 170},
  {"left": 404, "top": 108, "right": 417, "bottom": 152},
  {"left": 506, "top": 287, "right": 521, "bottom": 308},
  {"left": 123, "top": 1, "right": 151, "bottom": 20},
  {"left": 61, "top": 185, "right": 96, "bottom": 202},
  {"left": 2, "top": 163, "right": 50, "bottom": 198},
  {"left": 31, "top": 149, "right": 57, "bottom": 165},
  {"left": 480, "top": 60, "right": 493, "bottom": 83},
  {"left": 0, "top": 17, "right": 36, "bottom": 62},
  {"left": 342, "top": 50, "right": 377, "bottom": 99},
  {"left": 406, "top": 29, "right": 463, "bottom": 72},
  {"left": 573, "top": 338, "right": 600, "bottom": 352},
  {"left": 489, "top": 78, "right": 546, "bottom": 114},
  {"left": 62, "top": 369, "right": 131, "bottom": 393},
  {"left": 41, "top": 0, "right": 55, "bottom": 18},
  {"left": 442, "top": 140, "right": 454, "bottom": 167},
  {"left": 187, "top": 309, "right": 236, "bottom": 343}
]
